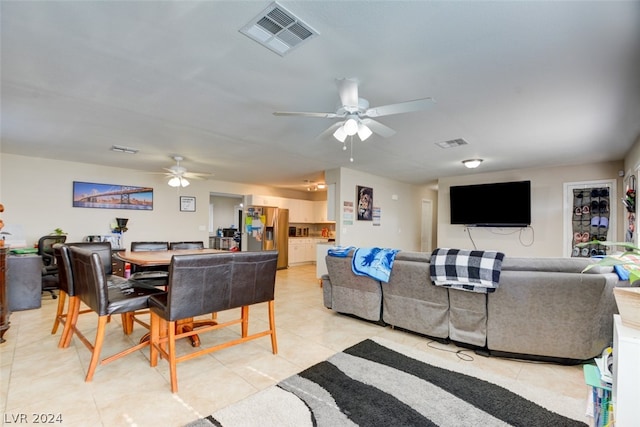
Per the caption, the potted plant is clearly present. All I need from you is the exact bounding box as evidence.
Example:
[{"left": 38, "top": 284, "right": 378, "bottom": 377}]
[
  {"left": 579, "top": 240, "right": 640, "bottom": 329},
  {"left": 579, "top": 240, "right": 640, "bottom": 271},
  {"left": 52, "top": 228, "right": 67, "bottom": 236}
]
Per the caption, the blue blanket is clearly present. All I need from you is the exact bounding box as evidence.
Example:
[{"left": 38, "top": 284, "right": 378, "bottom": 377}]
[
  {"left": 327, "top": 246, "right": 355, "bottom": 257},
  {"left": 352, "top": 247, "right": 400, "bottom": 283},
  {"left": 430, "top": 248, "right": 505, "bottom": 293}
]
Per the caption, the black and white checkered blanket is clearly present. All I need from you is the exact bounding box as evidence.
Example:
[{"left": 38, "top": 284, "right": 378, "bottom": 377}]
[{"left": 429, "top": 248, "right": 505, "bottom": 293}]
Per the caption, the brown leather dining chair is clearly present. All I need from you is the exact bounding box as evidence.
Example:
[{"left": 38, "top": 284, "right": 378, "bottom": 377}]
[
  {"left": 169, "top": 241, "right": 204, "bottom": 250},
  {"left": 51, "top": 242, "right": 115, "bottom": 348},
  {"left": 149, "top": 250, "right": 279, "bottom": 393},
  {"left": 66, "top": 245, "right": 164, "bottom": 382},
  {"left": 129, "top": 241, "right": 170, "bottom": 287}
]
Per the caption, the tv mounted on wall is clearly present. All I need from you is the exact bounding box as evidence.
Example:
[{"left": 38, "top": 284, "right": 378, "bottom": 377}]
[{"left": 449, "top": 180, "right": 531, "bottom": 227}]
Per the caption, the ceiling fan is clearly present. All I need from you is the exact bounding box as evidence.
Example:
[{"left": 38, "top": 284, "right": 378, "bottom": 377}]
[
  {"left": 163, "top": 156, "right": 211, "bottom": 187},
  {"left": 273, "top": 78, "right": 435, "bottom": 142}
]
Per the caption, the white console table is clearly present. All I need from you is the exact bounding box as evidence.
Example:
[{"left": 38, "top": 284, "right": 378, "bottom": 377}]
[{"left": 613, "top": 314, "right": 640, "bottom": 426}]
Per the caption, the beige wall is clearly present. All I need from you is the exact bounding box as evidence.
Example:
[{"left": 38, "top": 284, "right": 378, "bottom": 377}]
[
  {"left": 437, "top": 161, "right": 624, "bottom": 257},
  {"left": 0, "top": 152, "right": 629, "bottom": 257},
  {"left": 0, "top": 154, "right": 308, "bottom": 247},
  {"left": 326, "top": 167, "right": 428, "bottom": 251}
]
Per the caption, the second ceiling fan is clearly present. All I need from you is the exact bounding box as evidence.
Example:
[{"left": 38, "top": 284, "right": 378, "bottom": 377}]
[{"left": 273, "top": 78, "right": 435, "bottom": 142}]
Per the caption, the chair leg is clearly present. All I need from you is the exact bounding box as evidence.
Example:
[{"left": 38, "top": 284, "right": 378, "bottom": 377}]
[
  {"left": 268, "top": 300, "right": 277, "bottom": 354},
  {"left": 60, "top": 296, "right": 80, "bottom": 348},
  {"left": 168, "top": 320, "right": 178, "bottom": 393},
  {"left": 241, "top": 306, "right": 249, "bottom": 338},
  {"left": 150, "top": 312, "right": 159, "bottom": 367},
  {"left": 85, "top": 316, "right": 108, "bottom": 382},
  {"left": 121, "top": 313, "right": 134, "bottom": 335},
  {"left": 51, "top": 290, "right": 67, "bottom": 334}
]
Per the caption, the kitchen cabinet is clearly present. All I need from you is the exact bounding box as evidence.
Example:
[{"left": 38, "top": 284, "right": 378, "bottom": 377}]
[
  {"left": 314, "top": 200, "right": 328, "bottom": 222},
  {"left": 289, "top": 238, "right": 329, "bottom": 265},
  {"left": 298, "top": 201, "right": 315, "bottom": 223},
  {"left": 247, "top": 195, "right": 334, "bottom": 224}
]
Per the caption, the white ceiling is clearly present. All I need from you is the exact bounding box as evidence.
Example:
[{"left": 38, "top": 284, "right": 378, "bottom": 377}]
[{"left": 2, "top": 1, "right": 639, "bottom": 191}]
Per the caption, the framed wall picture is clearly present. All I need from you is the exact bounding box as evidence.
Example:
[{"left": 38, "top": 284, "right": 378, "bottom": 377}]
[
  {"left": 357, "top": 185, "right": 373, "bottom": 220},
  {"left": 180, "top": 196, "right": 196, "bottom": 212},
  {"left": 72, "top": 181, "right": 153, "bottom": 210}
]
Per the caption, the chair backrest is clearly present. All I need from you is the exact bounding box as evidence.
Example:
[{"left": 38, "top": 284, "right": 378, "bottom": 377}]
[
  {"left": 53, "top": 242, "right": 114, "bottom": 293},
  {"left": 72, "top": 242, "right": 114, "bottom": 274},
  {"left": 165, "top": 251, "right": 278, "bottom": 321},
  {"left": 169, "top": 241, "right": 204, "bottom": 250},
  {"left": 38, "top": 235, "right": 67, "bottom": 266},
  {"left": 53, "top": 244, "right": 73, "bottom": 295},
  {"left": 130, "top": 241, "right": 169, "bottom": 273},
  {"left": 68, "top": 246, "right": 109, "bottom": 315},
  {"left": 130, "top": 242, "right": 169, "bottom": 252}
]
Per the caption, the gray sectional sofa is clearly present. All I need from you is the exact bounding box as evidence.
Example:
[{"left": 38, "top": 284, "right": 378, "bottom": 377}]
[{"left": 322, "top": 250, "right": 623, "bottom": 363}]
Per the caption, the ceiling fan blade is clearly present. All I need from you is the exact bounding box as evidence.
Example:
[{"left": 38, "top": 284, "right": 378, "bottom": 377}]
[
  {"left": 316, "top": 121, "right": 344, "bottom": 141},
  {"left": 336, "top": 78, "right": 359, "bottom": 110},
  {"left": 365, "top": 97, "right": 435, "bottom": 118},
  {"left": 184, "top": 172, "right": 212, "bottom": 179},
  {"left": 273, "top": 111, "right": 338, "bottom": 118},
  {"left": 361, "top": 118, "right": 396, "bottom": 138}
]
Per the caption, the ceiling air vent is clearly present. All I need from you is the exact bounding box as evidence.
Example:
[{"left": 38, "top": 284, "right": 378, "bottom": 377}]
[
  {"left": 240, "top": 2, "right": 318, "bottom": 56},
  {"left": 435, "top": 138, "right": 469, "bottom": 149}
]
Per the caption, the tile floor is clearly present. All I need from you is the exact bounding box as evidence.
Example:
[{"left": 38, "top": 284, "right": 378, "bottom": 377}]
[{"left": 1, "top": 265, "right": 592, "bottom": 426}]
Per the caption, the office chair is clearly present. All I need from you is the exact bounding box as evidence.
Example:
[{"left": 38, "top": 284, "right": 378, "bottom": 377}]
[{"left": 38, "top": 234, "right": 67, "bottom": 299}]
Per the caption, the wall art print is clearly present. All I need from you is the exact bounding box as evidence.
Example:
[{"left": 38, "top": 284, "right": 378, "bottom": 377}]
[
  {"left": 357, "top": 185, "right": 373, "bottom": 221},
  {"left": 73, "top": 181, "right": 153, "bottom": 210}
]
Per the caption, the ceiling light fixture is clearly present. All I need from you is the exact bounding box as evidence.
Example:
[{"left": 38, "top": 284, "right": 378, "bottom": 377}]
[
  {"left": 168, "top": 176, "right": 190, "bottom": 187},
  {"left": 317, "top": 183, "right": 326, "bottom": 189},
  {"left": 357, "top": 122, "right": 373, "bottom": 141},
  {"left": 111, "top": 145, "right": 139, "bottom": 154},
  {"left": 343, "top": 117, "right": 358, "bottom": 136},
  {"left": 333, "top": 125, "right": 348, "bottom": 143},
  {"left": 462, "top": 159, "right": 483, "bottom": 169}
]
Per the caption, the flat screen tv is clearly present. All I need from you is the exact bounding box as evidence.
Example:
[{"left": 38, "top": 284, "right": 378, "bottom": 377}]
[{"left": 449, "top": 180, "right": 531, "bottom": 227}]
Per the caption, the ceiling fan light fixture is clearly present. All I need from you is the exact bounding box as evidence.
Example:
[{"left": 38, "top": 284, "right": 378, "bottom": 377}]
[
  {"left": 343, "top": 118, "right": 358, "bottom": 136},
  {"left": 168, "top": 176, "right": 190, "bottom": 187},
  {"left": 333, "top": 125, "right": 347, "bottom": 142},
  {"left": 462, "top": 159, "right": 483, "bottom": 169},
  {"left": 357, "top": 123, "right": 373, "bottom": 141}
]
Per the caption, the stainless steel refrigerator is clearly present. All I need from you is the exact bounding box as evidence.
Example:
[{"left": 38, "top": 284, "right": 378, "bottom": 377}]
[{"left": 245, "top": 206, "right": 289, "bottom": 269}]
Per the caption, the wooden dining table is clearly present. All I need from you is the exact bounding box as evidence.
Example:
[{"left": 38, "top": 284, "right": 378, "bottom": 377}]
[
  {"left": 115, "top": 248, "right": 227, "bottom": 346},
  {"left": 114, "top": 248, "right": 225, "bottom": 267}
]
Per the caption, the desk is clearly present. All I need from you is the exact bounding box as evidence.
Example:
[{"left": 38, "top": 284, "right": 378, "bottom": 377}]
[{"left": 115, "top": 248, "right": 225, "bottom": 346}]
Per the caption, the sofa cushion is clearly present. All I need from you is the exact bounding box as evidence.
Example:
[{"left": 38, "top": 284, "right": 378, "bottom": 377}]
[{"left": 502, "top": 256, "right": 613, "bottom": 274}]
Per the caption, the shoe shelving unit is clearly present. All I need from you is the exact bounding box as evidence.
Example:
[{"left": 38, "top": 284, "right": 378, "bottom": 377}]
[{"left": 571, "top": 187, "right": 611, "bottom": 257}]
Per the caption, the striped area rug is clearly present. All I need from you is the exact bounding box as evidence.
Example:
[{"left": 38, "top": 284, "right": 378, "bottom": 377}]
[{"left": 186, "top": 338, "right": 587, "bottom": 427}]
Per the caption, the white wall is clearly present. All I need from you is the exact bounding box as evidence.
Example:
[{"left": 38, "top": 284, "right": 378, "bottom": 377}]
[
  {"left": 326, "top": 167, "right": 426, "bottom": 251},
  {"left": 437, "top": 161, "right": 624, "bottom": 257},
  {"left": 0, "top": 154, "right": 302, "bottom": 248},
  {"left": 210, "top": 195, "right": 242, "bottom": 232},
  {"left": 0, "top": 152, "right": 628, "bottom": 256}
]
